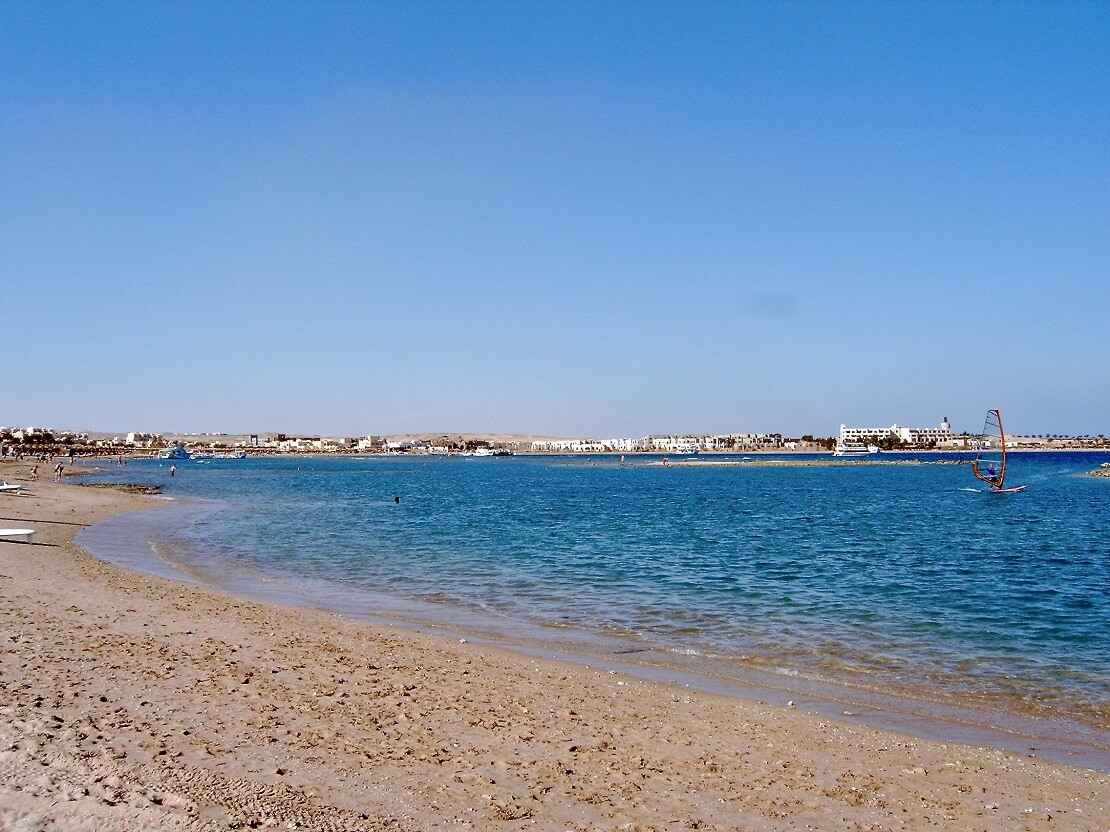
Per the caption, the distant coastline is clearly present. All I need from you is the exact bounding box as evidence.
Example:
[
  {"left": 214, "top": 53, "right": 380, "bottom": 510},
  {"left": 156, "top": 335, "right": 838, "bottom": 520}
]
[{"left": 4, "top": 422, "right": 1108, "bottom": 464}]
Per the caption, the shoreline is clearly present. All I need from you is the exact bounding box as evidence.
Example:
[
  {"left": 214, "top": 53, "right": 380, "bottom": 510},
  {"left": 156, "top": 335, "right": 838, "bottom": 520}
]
[
  {"left": 76, "top": 488, "right": 1109, "bottom": 770},
  {"left": 41, "top": 444, "right": 1110, "bottom": 463},
  {"left": 2, "top": 459, "right": 1107, "bottom": 829}
]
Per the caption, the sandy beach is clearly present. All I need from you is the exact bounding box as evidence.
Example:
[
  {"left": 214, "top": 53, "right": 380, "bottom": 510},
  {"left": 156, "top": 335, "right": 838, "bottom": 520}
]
[{"left": 0, "top": 459, "right": 1106, "bottom": 831}]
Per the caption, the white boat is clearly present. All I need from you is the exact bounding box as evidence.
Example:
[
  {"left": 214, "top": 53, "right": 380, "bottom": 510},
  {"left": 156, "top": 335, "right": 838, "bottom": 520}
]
[
  {"left": 159, "top": 446, "right": 191, "bottom": 460},
  {"left": 833, "top": 441, "right": 877, "bottom": 457},
  {"left": 472, "top": 447, "right": 495, "bottom": 457}
]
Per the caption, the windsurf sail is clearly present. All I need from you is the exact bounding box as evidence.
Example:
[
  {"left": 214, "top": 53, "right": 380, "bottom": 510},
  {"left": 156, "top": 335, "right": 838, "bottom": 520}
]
[{"left": 971, "top": 409, "right": 1012, "bottom": 491}]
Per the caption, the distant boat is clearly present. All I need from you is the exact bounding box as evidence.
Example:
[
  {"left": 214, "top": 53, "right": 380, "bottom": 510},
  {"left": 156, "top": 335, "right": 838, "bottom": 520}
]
[
  {"left": 472, "top": 447, "right": 495, "bottom": 457},
  {"left": 833, "top": 441, "right": 877, "bottom": 457},
  {"left": 159, "top": 446, "right": 191, "bottom": 460},
  {"left": 971, "top": 409, "right": 1027, "bottom": 493}
]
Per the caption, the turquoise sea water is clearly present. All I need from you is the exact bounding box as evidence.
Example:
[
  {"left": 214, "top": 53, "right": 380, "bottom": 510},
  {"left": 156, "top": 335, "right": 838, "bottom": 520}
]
[{"left": 76, "top": 452, "right": 1109, "bottom": 766}]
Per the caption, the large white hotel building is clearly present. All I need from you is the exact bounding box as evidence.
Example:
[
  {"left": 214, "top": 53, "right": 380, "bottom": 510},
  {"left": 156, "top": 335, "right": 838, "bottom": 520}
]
[{"left": 839, "top": 417, "right": 956, "bottom": 447}]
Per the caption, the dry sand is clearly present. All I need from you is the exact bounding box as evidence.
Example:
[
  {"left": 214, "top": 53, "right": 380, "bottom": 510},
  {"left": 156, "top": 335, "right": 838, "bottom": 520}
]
[{"left": 0, "top": 459, "right": 1106, "bottom": 831}]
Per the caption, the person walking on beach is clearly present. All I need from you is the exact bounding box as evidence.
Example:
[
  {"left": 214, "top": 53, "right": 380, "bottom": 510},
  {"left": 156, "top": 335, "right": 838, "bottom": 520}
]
[
  {"left": 29, "top": 465, "right": 38, "bottom": 481},
  {"left": 53, "top": 462, "right": 64, "bottom": 482}
]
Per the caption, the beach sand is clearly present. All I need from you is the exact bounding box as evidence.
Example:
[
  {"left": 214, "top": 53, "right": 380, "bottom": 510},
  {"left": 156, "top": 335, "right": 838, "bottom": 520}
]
[{"left": 0, "top": 459, "right": 1106, "bottom": 831}]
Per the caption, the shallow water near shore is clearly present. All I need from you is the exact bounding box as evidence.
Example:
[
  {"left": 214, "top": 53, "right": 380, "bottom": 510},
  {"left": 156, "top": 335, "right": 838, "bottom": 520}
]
[{"left": 76, "top": 452, "right": 1110, "bottom": 768}]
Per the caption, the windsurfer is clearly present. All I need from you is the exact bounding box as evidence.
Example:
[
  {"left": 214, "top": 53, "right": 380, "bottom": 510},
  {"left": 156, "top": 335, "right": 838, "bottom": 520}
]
[{"left": 972, "top": 409, "right": 1026, "bottom": 493}]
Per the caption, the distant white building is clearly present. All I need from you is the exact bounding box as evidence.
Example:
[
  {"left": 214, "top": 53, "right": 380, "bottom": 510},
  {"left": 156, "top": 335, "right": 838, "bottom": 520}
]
[
  {"left": 640, "top": 435, "right": 703, "bottom": 452},
  {"left": 705, "top": 433, "right": 783, "bottom": 451},
  {"left": 607, "top": 437, "right": 638, "bottom": 452},
  {"left": 12, "top": 427, "right": 48, "bottom": 440},
  {"left": 276, "top": 437, "right": 317, "bottom": 452},
  {"left": 531, "top": 432, "right": 783, "bottom": 453},
  {"left": 530, "top": 439, "right": 605, "bottom": 452},
  {"left": 840, "top": 417, "right": 954, "bottom": 447}
]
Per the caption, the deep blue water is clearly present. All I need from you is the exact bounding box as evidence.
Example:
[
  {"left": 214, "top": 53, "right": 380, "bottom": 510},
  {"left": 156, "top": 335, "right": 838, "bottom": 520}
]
[{"left": 76, "top": 451, "right": 1109, "bottom": 740}]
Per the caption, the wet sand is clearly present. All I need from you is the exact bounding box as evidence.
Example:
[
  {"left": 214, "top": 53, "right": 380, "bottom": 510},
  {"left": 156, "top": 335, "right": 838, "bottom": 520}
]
[{"left": 1, "top": 458, "right": 1106, "bottom": 830}]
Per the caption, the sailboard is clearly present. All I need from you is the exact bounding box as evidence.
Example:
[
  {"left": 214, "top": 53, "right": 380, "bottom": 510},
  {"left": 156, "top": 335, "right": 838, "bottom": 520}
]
[{"left": 970, "top": 409, "right": 1027, "bottom": 493}]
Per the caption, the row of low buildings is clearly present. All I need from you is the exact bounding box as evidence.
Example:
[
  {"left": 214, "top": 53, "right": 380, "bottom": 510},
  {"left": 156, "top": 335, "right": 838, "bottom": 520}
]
[
  {"left": 530, "top": 433, "right": 784, "bottom": 454},
  {"left": 115, "top": 433, "right": 482, "bottom": 454},
  {"left": 8, "top": 420, "right": 1101, "bottom": 458},
  {"left": 128, "top": 432, "right": 380, "bottom": 453},
  {"left": 837, "top": 418, "right": 1110, "bottom": 449}
]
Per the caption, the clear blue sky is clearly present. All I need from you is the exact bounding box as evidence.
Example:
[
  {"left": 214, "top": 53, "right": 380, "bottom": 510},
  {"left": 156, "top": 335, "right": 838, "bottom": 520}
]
[{"left": 2, "top": 2, "right": 1106, "bottom": 438}]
